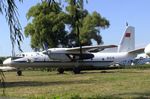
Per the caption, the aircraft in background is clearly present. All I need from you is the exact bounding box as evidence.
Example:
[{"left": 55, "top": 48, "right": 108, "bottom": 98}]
[
  {"left": 132, "top": 44, "right": 150, "bottom": 65},
  {"left": 130, "top": 44, "right": 150, "bottom": 65},
  {"left": 2, "top": 26, "right": 145, "bottom": 75},
  {"left": 131, "top": 53, "right": 150, "bottom": 65}
]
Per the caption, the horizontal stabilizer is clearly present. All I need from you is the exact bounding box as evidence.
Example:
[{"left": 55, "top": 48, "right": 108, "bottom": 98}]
[{"left": 128, "top": 48, "right": 145, "bottom": 54}]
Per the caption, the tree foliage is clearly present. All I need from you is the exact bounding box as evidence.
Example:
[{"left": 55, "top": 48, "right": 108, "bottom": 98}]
[
  {"left": 66, "top": 0, "right": 109, "bottom": 46},
  {"left": 25, "top": 2, "right": 68, "bottom": 49},
  {"left": 25, "top": 0, "right": 110, "bottom": 49}
]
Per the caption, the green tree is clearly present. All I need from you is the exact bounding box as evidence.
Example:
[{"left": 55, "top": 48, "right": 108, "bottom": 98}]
[
  {"left": 24, "top": 2, "right": 68, "bottom": 49},
  {"left": 66, "top": 0, "right": 109, "bottom": 46},
  {"left": 25, "top": 0, "right": 109, "bottom": 49}
]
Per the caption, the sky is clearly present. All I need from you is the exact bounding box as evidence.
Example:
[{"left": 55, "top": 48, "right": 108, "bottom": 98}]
[{"left": 0, "top": 0, "right": 150, "bottom": 56}]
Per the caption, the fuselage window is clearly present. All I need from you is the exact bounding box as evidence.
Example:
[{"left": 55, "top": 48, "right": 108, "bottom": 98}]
[
  {"left": 22, "top": 54, "right": 25, "bottom": 57},
  {"left": 37, "top": 53, "right": 40, "bottom": 55},
  {"left": 102, "top": 58, "right": 105, "bottom": 61}
]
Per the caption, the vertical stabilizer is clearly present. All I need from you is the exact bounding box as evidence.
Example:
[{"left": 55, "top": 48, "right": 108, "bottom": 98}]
[{"left": 118, "top": 26, "right": 135, "bottom": 52}]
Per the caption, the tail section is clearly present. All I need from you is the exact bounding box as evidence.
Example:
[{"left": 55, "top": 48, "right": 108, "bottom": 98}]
[{"left": 118, "top": 26, "right": 135, "bottom": 52}]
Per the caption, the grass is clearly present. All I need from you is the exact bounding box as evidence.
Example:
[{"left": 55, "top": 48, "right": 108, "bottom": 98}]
[{"left": 1, "top": 65, "right": 150, "bottom": 98}]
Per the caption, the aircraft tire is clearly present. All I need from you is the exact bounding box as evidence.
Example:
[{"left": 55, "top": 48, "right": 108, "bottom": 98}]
[
  {"left": 73, "top": 67, "right": 81, "bottom": 74},
  {"left": 17, "top": 70, "right": 22, "bottom": 76},
  {"left": 57, "top": 67, "right": 64, "bottom": 74}
]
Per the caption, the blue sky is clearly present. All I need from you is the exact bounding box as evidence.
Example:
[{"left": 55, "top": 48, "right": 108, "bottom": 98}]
[{"left": 0, "top": 0, "right": 150, "bottom": 56}]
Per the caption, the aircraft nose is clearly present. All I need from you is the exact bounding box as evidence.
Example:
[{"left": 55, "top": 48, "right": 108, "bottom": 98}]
[{"left": 3, "top": 58, "right": 12, "bottom": 65}]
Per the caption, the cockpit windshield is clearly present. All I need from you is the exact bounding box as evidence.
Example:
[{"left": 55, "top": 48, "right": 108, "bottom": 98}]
[{"left": 16, "top": 53, "right": 25, "bottom": 57}]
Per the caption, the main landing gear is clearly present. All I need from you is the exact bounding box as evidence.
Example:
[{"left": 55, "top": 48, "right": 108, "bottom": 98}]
[
  {"left": 57, "top": 67, "right": 64, "bottom": 74},
  {"left": 57, "top": 67, "right": 81, "bottom": 74},
  {"left": 17, "top": 70, "right": 22, "bottom": 76},
  {"left": 73, "top": 67, "right": 81, "bottom": 74}
]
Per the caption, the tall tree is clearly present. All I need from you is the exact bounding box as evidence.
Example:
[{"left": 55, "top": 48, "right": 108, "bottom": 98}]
[
  {"left": 24, "top": 2, "right": 68, "bottom": 49},
  {"left": 25, "top": 0, "right": 110, "bottom": 49},
  {"left": 66, "top": 0, "right": 109, "bottom": 47}
]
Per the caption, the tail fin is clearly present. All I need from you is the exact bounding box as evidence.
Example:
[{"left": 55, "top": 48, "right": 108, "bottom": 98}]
[{"left": 118, "top": 26, "right": 135, "bottom": 52}]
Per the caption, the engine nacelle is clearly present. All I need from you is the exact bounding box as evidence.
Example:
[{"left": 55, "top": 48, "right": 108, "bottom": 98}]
[
  {"left": 144, "top": 44, "right": 150, "bottom": 56},
  {"left": 48, "top": 53, "right": 70, "bottom": 61},
  {"left": 48, "top": 53, "right": 94, "bottom": 61}
]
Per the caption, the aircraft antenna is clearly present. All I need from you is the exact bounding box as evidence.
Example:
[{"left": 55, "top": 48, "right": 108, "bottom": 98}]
[{"left": 126, "top": 22, "right": 128, "bottom": 27}]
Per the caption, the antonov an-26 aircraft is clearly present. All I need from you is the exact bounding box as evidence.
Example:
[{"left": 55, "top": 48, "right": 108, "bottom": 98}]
[{"left": 2, "top": 26, "right": 145, "bottom": 75}]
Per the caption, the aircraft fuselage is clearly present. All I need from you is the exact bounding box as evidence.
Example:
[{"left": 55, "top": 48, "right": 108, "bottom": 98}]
[{"left": 3, "top": 52, "right": 135, "bottom": 69}]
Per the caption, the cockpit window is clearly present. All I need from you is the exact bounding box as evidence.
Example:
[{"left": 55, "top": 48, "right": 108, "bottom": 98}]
[
  {"left": 16, "top": 54, "right": 22, "bottom": 57},
  {"left": 16, "top": 54, "right": 19, "bottom": 57},
  {"left": 15, "top": 53, "right": 26, "bottom": 57}
]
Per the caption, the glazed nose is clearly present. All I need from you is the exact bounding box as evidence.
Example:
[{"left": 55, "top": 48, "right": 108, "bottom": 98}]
[{"left": 3, "top": 58, "right": 12, "bottom": 65}]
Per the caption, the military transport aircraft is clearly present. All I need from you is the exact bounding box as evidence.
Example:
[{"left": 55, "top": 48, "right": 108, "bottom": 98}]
[{"left": 2, "top": 26, "right": 145, "bottom": 75}]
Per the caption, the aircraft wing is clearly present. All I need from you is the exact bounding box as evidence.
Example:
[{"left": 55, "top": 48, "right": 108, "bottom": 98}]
[
  {"left": 43, "top": 45, "right": 117, "bottom": 60},
  {"left": 65, "top": 45, "right": 117, "bottom": 60},
  {"left": 66, "top": 45, "right": 117, "bottom": 53},
  {"left": 128, "top": 48, "right": 145, "bottom": 54}
]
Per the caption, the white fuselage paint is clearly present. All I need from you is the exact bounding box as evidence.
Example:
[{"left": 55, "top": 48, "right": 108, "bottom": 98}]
[
  {"left": 3, "top": 52, "right": 136, "bottom": 69},
  {"left": 2, "top": 26, "right": 139, "bottom": 69}
]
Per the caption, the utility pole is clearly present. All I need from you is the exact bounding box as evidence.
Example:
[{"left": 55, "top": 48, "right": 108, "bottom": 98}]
[{"left": 73, "top": 0, "right": 82, "bottom": 60}]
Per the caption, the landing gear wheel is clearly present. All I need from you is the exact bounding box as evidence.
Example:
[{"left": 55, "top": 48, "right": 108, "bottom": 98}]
[
  {"left": 73, "top": 67, "right": 81, "bottom": 74},
  {"left": 57, "top": 67, "right": 64, "bottom": 74},
  {"left": 17, "top": 70, "right": 22, "bottom": 76}
]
